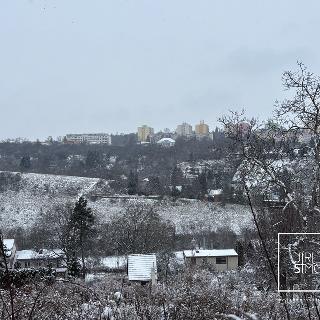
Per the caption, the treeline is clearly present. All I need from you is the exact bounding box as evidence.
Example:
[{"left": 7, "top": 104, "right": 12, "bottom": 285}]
[
  {"left": 0, "top": 132, "right": 243, "bottom": 200},
  {"left": 0, "top": 132, "right": 228, "bottom": 176},
  {"left": 0, "top": 126, "right": 310, "bottom": 201},
  {"left": 4, "top": 199, "right": 242, "bottom": 269}
]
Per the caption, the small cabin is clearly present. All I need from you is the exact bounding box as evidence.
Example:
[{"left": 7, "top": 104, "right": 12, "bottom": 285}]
[
  {"left": 183, "top": 249, "right": 238, "bottom": 271},
  {"left": 15, "top": 249, "right": 67, "bottom": 276},
  {"left": 128, "top": 254, "right": 157, "bottom": 284}
]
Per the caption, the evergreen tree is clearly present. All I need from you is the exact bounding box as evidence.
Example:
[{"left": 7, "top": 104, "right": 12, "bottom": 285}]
[
  {"left": 85, "top": 150, "right": 101, "bottom": 168},
  {"left": 20, "top": 155, "right": 31, "bottom": 171},
  {"left": 170, "top": 166, "right": 184, "bottom": 197},
  {"left": 148, "top": 176, "right": 164, "bottom": 195},
  {"left": 71, "top": 197, "right": 95, "bottom": 278},
  {"left": 171, "top": 166, "right": 183, "bottom": 186},
  {"left": 67, "top": 255, "right": 82, "bottom": 278},
  {"left": 127, "top": 170, "right": 138, "bottom": 195},
  {"left": 198, "top": 171, "right": 208, "bottom": 198}
]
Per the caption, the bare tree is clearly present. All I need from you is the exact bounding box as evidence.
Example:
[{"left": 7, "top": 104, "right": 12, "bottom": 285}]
[
  {"left": 104, "top": 203, "right": 175, "bottom": 255},
  {"left": 219, "top": 109, "right": 303, "bottom": 225},
  {"left": 276, "top": 61, "right": 320, "bottom": 213}
]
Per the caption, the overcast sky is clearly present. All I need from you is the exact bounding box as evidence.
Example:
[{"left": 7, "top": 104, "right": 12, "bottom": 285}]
[{"left": 1, "top": 0, "right": 320, "bottom": 140}]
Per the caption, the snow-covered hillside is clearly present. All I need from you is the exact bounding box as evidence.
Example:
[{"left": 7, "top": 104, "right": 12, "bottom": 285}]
[
  {"left": 0, "top": 171, "right": 253, "bottom": 234},
  {"left": 0, "top": 171, "right": 103, "bottom": 229}
]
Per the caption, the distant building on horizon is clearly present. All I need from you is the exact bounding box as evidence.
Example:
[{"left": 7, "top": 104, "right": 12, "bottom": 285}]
[
  {"left": 157, "top": 137, "right": 175, "bottom": 147},
  {"left": 137, "top": 125, "right": 154, "bottom": 142},
  {"left": 65, "top": 133, "right": 111, "bottom": 145},
  {"left": 195, "top": 120, "right": 209, "bottom": 136},
  {"left": 176, "top": 122, "right": 193, "bottom": 137}
]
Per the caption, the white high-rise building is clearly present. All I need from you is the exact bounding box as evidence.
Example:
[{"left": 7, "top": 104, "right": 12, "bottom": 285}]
[{"left": 176, "top": 122, "right": 193, "bottom": 136}]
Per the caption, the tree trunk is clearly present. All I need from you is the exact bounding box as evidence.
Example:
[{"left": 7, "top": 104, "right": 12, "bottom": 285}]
[{"left": 80, "top": 234, "right": 86, "bottom": 279}]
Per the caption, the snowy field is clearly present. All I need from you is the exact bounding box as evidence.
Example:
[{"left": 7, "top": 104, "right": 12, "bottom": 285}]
[{"left": 0, "top": 171, "right": 253, "bottom": 234}]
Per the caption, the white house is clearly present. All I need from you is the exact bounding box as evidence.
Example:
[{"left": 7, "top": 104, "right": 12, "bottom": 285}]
[
  {"left": 128, "top": 254, "right": 157, "bottom": 284},
  {"left": 15, "top": 249, "right": 67, "bottom": 276},
  {"left": 156, "top": 138, "right": 175, "bottom": 147},
  {"left": 183, "top": 249, "right": 238, "bottom": 271}
]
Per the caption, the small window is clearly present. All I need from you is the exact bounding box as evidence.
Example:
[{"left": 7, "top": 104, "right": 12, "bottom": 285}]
[{"left": 216, "top": 257, "right": 227, "bottom": 264}]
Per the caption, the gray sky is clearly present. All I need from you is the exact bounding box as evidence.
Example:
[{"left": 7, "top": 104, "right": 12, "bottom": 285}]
[{"left": 1, "top": 0, "right": 320, "bottom": 140}]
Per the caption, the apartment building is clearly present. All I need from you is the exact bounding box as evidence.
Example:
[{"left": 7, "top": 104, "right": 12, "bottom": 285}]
[
  {"left": 65, "top": 133, "right": 111, "bottom": 145},
  {"left": 137, "top": 125, "right": 154, "bottom": 142},
  {"left": 176, "top": 122, "right": 193, "bottom": 136},
  {"left": 195, "top": 120, "right": 209, "bottom": 135}
]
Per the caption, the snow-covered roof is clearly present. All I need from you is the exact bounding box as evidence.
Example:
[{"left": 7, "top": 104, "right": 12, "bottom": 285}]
[
  {"left": 183, "top": 249, "right": 238, "bottom": 258},
  {"left": 209, "top": 189, "right": 223, "bottom": 196},
  {"left": 157, "top": 138, "right": 175, "bottom": 144},
  {"left": 3, "top": 239, "right": 14, "bottom": 251},
  {"left": 16, "top": 249, "right": 65, "bottom": 260},
  {"left": 128, "top": 254, "right": 157, "bottom": 281},
  {"left": 3, "top": 239, "right": 15, "bottom": 257}
]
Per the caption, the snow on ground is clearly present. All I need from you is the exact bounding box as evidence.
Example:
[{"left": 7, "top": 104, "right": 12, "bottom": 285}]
[
  {"left": 100, "top": 256, "right": 127, "bottom": 269},
  {"left": 89, "top": 197, "right": 254, "bottom": 234},
  {"left": 154, "top": 199, "right": 253, "bottom": 234},
  {"left": 174, "top": 251, "right": 185, "bottom": 264},
  {"left": 0, "top": 171, "right": 100, "bottom": 196},
  {"left": 0, "top": 171, "right": 253, "bottom": 234},
  {"left": 0, "top": 171, "right": 101, "bottom": 229}
]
